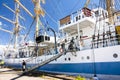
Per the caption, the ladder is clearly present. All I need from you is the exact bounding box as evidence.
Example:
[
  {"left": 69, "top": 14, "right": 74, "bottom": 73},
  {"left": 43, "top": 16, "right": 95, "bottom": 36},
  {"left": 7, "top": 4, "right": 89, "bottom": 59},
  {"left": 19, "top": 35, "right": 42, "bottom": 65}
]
[{"left": 22, "top": 51, "right": 65, "bottom": 75}]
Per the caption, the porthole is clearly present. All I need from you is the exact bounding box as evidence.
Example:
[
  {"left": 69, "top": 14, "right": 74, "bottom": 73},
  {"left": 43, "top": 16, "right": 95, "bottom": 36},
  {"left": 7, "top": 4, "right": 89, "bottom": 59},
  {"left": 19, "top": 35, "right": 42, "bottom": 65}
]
[
  {"left": 81, "top": 57, "right": 84, "bottom": 60},
  {"left": 55, "top": 59, "right": 57, "bottom": 61},
  {"left": 87, "top": 56, "right": 90, "bottom": 59},
  {"left": 113, "top": 53, "right": 118, "bottom": 58},
  {"left": 65, "top": 58, "right": 67, "bottom": 61},
  {"left": 68, "top": 58, "right": 71, "bottom": 61}
]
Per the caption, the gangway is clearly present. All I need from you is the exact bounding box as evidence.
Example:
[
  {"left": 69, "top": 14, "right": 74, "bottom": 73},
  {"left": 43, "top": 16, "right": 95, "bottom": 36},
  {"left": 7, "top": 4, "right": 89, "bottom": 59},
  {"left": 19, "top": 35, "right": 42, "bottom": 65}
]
[{"left": 21, "top": 51, "right": 65, "bottom": 75}]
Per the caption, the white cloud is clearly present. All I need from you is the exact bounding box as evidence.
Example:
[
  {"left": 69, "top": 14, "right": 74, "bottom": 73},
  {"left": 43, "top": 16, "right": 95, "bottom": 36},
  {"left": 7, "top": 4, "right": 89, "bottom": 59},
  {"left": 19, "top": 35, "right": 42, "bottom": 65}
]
[{"left": 0, "top": 22, "right": 2, "bottom": 26}]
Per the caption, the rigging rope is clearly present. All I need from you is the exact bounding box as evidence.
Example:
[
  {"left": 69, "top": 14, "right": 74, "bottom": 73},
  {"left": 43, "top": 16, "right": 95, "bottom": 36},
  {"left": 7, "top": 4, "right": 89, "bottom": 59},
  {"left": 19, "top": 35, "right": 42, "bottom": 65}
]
[
  {"left": 70, "top": 0, "right": 80, "bottom": 13},
  {"left": 43, "top": 9, "right": 58, "bottom": 24},
  {"left": 52, "top": 0, "right": 63, "bottom": 17},
  {"left": 24, "top": 17, "right": 36, "bottom": 41}
]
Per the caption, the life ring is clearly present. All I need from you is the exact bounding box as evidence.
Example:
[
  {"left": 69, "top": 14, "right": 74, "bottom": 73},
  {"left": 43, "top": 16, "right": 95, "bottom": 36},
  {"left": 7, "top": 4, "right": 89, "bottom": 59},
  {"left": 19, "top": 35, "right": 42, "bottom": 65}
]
[{"left": 59, "top": 48, "right": 63, "bottom": 53}]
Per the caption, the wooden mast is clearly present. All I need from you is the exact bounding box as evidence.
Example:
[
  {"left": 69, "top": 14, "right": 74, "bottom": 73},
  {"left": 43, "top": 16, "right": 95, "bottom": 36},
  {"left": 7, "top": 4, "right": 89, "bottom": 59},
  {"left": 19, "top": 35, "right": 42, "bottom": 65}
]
[
  {"left": 32, "top": 0, "right": 45, "bottom": 38},
  {"left": 0, "top": 0, "right": 21, "bottom": 49},
  {"left": 14, "top": 0, "right": 20, "bottom": 48},
  {"left": 106, "top": 0, "right": 115, "bottom": 24}
]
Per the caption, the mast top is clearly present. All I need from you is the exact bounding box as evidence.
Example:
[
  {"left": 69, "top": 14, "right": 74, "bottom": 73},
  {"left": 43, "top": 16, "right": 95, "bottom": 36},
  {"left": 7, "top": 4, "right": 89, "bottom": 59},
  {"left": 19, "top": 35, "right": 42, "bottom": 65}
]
[{"left": 32, "top": 0, "right": 45, "bottom": 16}]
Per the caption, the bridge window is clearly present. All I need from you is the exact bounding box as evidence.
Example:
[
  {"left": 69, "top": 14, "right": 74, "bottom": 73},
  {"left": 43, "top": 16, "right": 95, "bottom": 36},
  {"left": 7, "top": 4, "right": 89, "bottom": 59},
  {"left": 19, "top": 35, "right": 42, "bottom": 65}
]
[
  {"left": 79, "top": 15, "right": 81, "bottom": 20},
  {"left": 82, "top": 15, "right": 84, "bottom": 18},
  {"left": 76, "top": 16, "right": 78, "bottom": 21},
  {"left": 95, "top": 11, "right": 99, "bottom": 17}
]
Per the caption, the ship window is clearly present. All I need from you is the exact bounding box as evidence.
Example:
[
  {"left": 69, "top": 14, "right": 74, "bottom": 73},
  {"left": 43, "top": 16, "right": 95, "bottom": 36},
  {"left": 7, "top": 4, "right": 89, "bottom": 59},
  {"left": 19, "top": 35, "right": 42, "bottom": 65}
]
[
  {"left": 113, "top": 53, "right": 118, "bottom": 58},
  {"left": 95, "top": 11, "right": 99, "bottom": 17},
  {"left": 72, "top": 37, "right": 74, "bottom": 40},
  {"left": 68, "top": 58, "right": 71, "bottom": 61},
  {"left": 80, "top": 30, "right": 83, "bottom": 36},
  {"left": 48, "top": 36, "right": 50, "bottom": 41},
  {"left": 55, "top": 59, "right": 57, "bottom": 61},
  {"left": 65, "top": 39, "right": 67, "bottom": 42},
  {"left": 58, "top": 43, "right": 60, "bottom": 47},
  {"left": 68, "top": 21, "right": 71, "bottom": 24},
  {"left": 102, "top": 10, "right": 104, "bottom": 16},
  {"left": 105, "top": 13, "right": 107, "bottom": 18},
  {"left": 79, "top": 15, "right": 81, "bottom": 20},
  {"left": 117, "top": 16, "right": 120, "bottom": 19},
  {"left": 45, "top": 36, "right": 47, "bottom": 40},
  {"left": 76, "top": 16, "right": 78, "bottom": 21},
  {"left": 87, "top": 56, "right": 90, "bottom": 59},
  {"left": 82, "top": 15, "right": 84, "bottom": 18}
]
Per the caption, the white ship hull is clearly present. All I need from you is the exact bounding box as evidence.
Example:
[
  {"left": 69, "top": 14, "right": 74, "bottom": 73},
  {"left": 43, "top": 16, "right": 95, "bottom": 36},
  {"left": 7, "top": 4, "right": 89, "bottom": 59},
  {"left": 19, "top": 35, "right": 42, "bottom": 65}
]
[{"left": 4, "top": 45, "right": 120, "bottom": 79}]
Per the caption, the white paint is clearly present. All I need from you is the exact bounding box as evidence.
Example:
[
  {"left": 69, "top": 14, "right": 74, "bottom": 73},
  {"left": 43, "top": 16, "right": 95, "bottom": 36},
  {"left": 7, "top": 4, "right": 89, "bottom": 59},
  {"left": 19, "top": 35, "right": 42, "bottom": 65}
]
[
  {"left": 5, "top": 45, "right": 120, "bottom": 65},
  {"left": 0, "top": 22, "right": 2, "bottom": 26}
]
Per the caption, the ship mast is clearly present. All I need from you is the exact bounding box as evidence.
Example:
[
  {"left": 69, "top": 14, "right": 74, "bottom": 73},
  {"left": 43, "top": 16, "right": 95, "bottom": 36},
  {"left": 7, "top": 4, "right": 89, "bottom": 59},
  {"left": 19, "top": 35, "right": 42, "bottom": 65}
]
[
  {"left": 0, "top": 0, "right": 22, "bottom": 49},
  {"left": 15, "top": 0, "right": 45, "bottom": 40},
  {"left": 14, "top": 1, "right": 20, "bottom": 48},
  {"left": 32, "top": 0, "right": 45, "bottom": 38},
  {"left": 106, "top": 0, "right": 115, "bottom": 24},
  {"left": 0, "top": 0, "right": 45, "bottom": 48}
]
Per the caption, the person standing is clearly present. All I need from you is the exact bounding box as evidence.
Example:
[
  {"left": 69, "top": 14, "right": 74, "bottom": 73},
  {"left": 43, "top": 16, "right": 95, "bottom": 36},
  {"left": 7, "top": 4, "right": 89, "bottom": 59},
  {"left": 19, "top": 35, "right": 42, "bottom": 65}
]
[
  {"left": 22, "top": 60, "right": 26, "bottom": 71},
  {"left": 0, "top": 60, "right": 4, "bottom": 68}
]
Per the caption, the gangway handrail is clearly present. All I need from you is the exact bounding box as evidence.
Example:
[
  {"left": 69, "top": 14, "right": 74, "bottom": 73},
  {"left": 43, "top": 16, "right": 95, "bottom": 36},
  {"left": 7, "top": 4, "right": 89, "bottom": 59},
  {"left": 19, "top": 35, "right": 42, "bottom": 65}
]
[
  {"left": 21, "top": 51, "right": 66, "bottom": 75},
  {"left": 19, "top": 56, "right": 37, "bottom": 63},
  {"left": 25, "top": 56, "right": 37, "bottom": 62}
]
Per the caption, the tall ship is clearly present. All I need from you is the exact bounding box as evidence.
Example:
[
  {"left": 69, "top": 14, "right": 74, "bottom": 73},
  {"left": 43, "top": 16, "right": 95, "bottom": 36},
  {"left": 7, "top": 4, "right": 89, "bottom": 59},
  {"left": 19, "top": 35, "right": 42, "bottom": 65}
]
[{"left": 0, "top": 0, "right": 120, "bottom": 79}]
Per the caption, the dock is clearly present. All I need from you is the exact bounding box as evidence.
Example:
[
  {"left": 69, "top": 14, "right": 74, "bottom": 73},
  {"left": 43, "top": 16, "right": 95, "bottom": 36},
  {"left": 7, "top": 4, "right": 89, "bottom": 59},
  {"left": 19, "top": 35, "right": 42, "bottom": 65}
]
[{"left": 0, "top": 68, "right": 77, "bottom": 80}]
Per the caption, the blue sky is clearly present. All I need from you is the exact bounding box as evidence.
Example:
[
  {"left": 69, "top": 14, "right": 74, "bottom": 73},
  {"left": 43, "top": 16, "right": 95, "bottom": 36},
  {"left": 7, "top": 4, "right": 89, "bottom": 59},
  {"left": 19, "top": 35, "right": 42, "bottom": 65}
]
[{"left": 0, "top": 0, "right": 99, "bottom": 45}]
